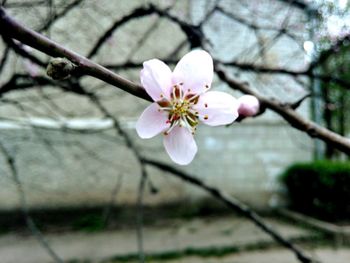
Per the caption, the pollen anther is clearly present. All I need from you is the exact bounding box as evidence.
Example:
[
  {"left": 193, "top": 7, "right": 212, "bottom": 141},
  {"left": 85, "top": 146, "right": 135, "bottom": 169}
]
[{"left": 161, "top": 84, "right": 201, "bottom": 135}]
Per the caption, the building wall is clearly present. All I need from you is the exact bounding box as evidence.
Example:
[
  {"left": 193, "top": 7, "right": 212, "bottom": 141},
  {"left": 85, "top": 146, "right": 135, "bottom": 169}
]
[{"left": 0, "top": 0, "right": 313, "bottom": 210}]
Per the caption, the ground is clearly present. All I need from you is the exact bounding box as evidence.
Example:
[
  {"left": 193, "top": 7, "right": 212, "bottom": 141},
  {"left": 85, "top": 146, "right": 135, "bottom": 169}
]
[{"left": 0, "top": 215, "right": 349, "bottom": 263}]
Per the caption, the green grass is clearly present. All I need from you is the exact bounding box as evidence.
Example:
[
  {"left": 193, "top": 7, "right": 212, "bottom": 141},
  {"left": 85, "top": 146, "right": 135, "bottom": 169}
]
[{"left": 66, "top": 234, "right": 326, "bottom": 263}]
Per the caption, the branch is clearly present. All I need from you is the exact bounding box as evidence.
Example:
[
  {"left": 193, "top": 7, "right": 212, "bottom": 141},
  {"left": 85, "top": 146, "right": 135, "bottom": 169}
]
[
  {"left": 137, "top": 172, "right": 147, "bottom": 263},
  {"left": 216, "top": 66, "right": 350, "bottom": 155},
  {"left": 142, "top": 158, "right": 318, "bottom": 263},
  {"left": 87, "top": 5, "right": 158, "bottom": 58},
  {"left": 218, "top": 60, "right": 350, "bottom": 89},
  {"left": 86, "top": 90, "right": 150, "bottom": 263},
  {"left": 105, "top": 59, "right": 350, "bottom": 91},
  {"left": 2, "top": 0, "right": 83, "bottom": 68},
  {"left": 1, "top": 36, "right": 46, "bottom": 66},
  {"left": 276, "top": 0, "right": 310, "bottom": 11},
  {"left": 38, "top": 0, "right": 83, "bottom": 32},
  {"left": 290, "top": 93, "right": 311, "bottom": 110},
  {"left": 0, "top": 6, "right": 331, "bottom": 263},
  {"left": 0, "top": 7, "right": 151, "bottom": 102},
  {"left": 0, "top": 141, "right": 64, "bottom": 263},
  {"left": 88, "top": 3, "right": 204, "bottom": 59},
  {"left": 0, "top": 74, "right": 85, "bottom": 96},
  {"left": 2, "top": 0, "right": 47, "bottom": 8},
  {"left": 0, "top": 45, "right": 9, "bottom": 73},
  {"left": 3, "top": 5, "right": 349, "bottom": 156}
]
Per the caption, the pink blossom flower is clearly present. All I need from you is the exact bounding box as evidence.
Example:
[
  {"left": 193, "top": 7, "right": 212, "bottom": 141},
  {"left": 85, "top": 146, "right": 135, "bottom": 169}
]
[
  {"left": 237, "top": 95, "right": 260, "bottom": 117},
  {"left": 136, "top": 50, "right": 239, "bottom": 165}
]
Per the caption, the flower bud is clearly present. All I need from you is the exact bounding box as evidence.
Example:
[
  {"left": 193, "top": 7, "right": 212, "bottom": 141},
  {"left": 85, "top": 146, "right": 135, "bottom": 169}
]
[
  {"left": 238, "top": 95, "right": 260, "bottom": 117},
  {"left": 46, "top": 58, "right": 76, "bottom": 80}
]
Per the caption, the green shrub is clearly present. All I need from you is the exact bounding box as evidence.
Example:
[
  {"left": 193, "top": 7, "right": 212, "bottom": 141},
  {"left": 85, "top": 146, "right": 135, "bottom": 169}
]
[
  {"left": 280, "top": 161, "right": 350, "bottom": 222},
  {"left": 72, "top": 214, "right": 105, "bottom": 232}
]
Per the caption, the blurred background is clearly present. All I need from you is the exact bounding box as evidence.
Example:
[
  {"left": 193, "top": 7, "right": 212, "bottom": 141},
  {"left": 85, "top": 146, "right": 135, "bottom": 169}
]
[{"left": 0, "top": 0, "right": 349, "bottom": 262}]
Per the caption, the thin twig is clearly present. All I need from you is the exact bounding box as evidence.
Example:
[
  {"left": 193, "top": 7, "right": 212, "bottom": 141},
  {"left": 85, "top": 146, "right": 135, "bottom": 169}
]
[
  {"left": 38, "top": 0, "right": 83, "bottom": 32},
  {"left": 142, "top": 158, "right": 319, "bottom": 263},
  {"left": 137, "top": 172, "right": 147, "bottom": 263},
  {"left": 102, "top": 173, "right": 123, "bottom": 226},
  {"left": 216, "top": 66, "right": 350, "bottom": 155},
  {"left": 0, "top": 141, "right": 64, "bottom": 263},
  {"left": 0, "top": 45, "right": 9, "bottom": 73},
  {"left": 86, "top": 90, "right": 150, "bottom": 262},
  {"left": 0, "top": 6, "right": 347, "bottom": 263},
  {"left": 0, "top": 7, "right": 150, "bottom": 101}
]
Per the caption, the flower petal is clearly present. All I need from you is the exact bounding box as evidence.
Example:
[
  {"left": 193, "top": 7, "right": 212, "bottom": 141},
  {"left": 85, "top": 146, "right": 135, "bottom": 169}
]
[
  {"left": 172, "top": 50, "right": 213, "bottom": 94},
  {"left": 194, "top": 91, "right": 239, "bottom": 126},
  {"left": 141, "top": 59, "right": 172, "bottom": 101},
  {"left": 163, "top": 126, "right": 197, "bottom": 165},
  {"left": 136, "top": 103, "right": 170, "bottom": 139}
]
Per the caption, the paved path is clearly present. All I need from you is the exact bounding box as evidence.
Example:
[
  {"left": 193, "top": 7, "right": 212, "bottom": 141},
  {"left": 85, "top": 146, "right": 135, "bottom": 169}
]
[
  {"left": 0, "top": 216, "right": 345, "bottom": 263},
  {"left": 144, "top": 248, "right": 350, "bottom": 263}
]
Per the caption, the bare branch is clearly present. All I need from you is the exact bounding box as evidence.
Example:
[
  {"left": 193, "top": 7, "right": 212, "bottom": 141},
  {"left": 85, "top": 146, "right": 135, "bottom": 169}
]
[
  {"left": 290, "top": 93, "right": 311, "bottom": 110},
  {"left": 216, "top": 66, "right": 350, "bottom": 155},
  {"left": 142, "top": 158, "right": 319, "bottom": 263},
  {"left": 0, "top": 45, "right": 9, "bottom": 73},
  {"left": 2, "top": 5, "right": 349, "bottom": 157},
  {"left": 218, "top": 60, "right": 350, "bottom": 89},
  {"left": 38, "top": 0, "right": 83, "bottom": 32},
  {"left": 137, "top": 172, "right": 147, "bottom": 263},
  {"left": 0, "top": 141, "right": 64, "bottom": 263},
  {"left": 87, "top": 5, "right": 158, "bottom": 59},
  {"left": 0, "top": 7, "right": 150, "bottom": 101},
  {"left": 2, "top": 36, "right": 46, "bottom": 66}
]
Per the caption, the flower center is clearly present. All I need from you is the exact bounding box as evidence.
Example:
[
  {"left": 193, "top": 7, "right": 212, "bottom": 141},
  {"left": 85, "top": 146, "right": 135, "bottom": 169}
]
[
  {"left": 172, "top": 101, "right": 189, "bottom": 116},
  {"left": 158, "top": 85, "right": 200, "bottom": 135}
]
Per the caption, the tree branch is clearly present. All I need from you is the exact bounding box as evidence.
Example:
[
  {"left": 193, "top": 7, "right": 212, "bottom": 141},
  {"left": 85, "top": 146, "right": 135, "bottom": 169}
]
[
  {"left": 0, "top": 7, "right": 151, "bottom": 102},
  {"left": 87, "top": 5, "right": 158, "bottom": 59},
  {"left": 38, "top": 0, "right": 83, "bottom": 32},
  {"left": 0, "top": 141, "right": 64, "bottom": 263},
  {"left": 216, "top": 66, "right": 350, "bottom": 155},
  {"left": 142, "top": 158, "right": 318, "bottom": 263},
  {"left": 218, "top": 60, "right": 350, "bottom": 89},
  {"left": 0, "top": 45, "right": 9, "bottom": 73},
  {"left": 2, "top": 6, "right": 349, "bottom": 156}
]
